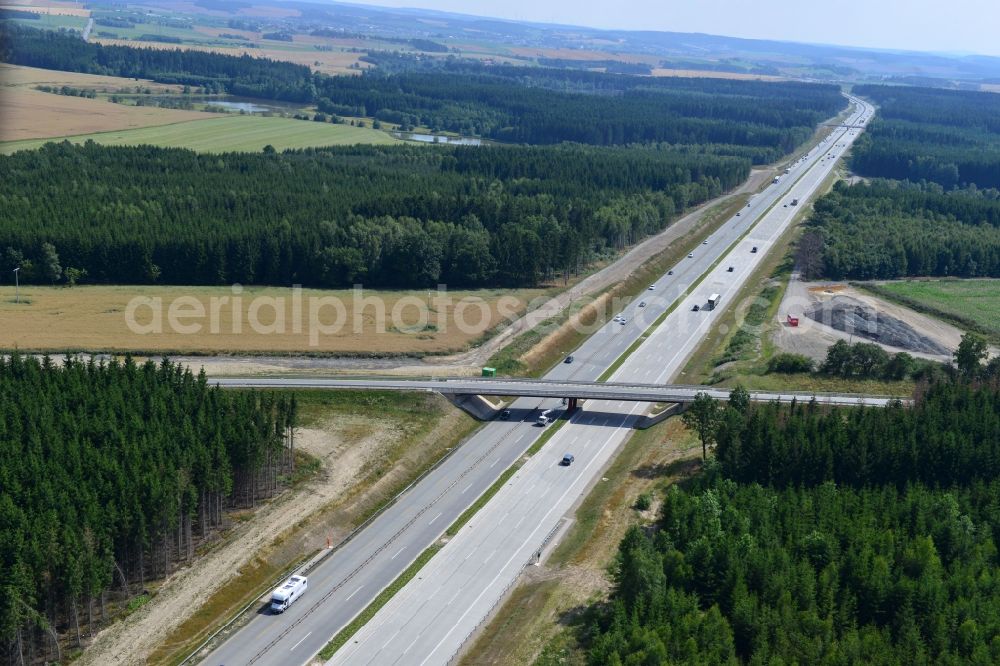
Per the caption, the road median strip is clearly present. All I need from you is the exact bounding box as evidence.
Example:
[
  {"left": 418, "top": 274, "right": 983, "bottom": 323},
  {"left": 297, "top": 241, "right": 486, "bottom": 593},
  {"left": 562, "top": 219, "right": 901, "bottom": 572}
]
[{"left": 316, "top": 416, "right": 569, "bottom": 659}]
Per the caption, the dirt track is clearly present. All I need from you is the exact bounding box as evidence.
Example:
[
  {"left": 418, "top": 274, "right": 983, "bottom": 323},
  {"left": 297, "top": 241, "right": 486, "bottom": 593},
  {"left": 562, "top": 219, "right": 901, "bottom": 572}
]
[
  {"left": 181, "top": 167, "right": 776, "bottom": 379},
  {"left": 78, "top": 416, "right": 400, "bottom": 665}
]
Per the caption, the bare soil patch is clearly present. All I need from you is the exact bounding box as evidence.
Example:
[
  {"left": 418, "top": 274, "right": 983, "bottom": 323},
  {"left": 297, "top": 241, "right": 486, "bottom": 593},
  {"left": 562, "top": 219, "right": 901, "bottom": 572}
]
[
  {"left": 83, "top": 393, "right": 473, "bottom": 666},
  {"left": 774, "top": 274, "right": 962, "bottom": 362},
  {"left": 804, "top": 297, "right": 950, "bottom": 355}
]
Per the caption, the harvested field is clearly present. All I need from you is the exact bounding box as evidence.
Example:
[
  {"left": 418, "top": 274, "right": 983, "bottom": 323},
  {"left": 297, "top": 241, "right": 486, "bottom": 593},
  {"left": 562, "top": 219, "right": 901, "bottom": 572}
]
[
  {"left": 0, "top": 64, "right": 202, "bottom": 142},
  {"left": 0, "top": 64, "right": 186, "bottom": 92},
  {"left": 651, "top": 68, "right": 782, "bottom": 80},
  {"left": 506, "top": 45, "right": 655, "bottom": 63},
  {"left": 0, "top": 285, "right": 547, "bottom": 355},
  {"left": 1, "top": 113, "right": 398, "bottom": 153},
  {"left": 90, "top": 37, "right": 367, "bottom": 73},
  {"left": 0, "top": 85, "right": 202, "bottom": 143},
  {"left": 0, "top": 0, "right": 89, "bottom": 15}
]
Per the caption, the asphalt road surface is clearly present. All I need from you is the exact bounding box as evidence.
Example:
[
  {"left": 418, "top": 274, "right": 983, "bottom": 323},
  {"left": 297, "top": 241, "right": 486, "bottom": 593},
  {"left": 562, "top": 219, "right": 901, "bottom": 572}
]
[{"left": 201, "top": 96, "right": 873, "bottom": 666}]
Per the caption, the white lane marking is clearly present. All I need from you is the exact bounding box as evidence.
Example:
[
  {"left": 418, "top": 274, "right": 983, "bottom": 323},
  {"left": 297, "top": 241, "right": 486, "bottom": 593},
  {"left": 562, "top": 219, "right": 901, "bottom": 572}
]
[
  {"left": 428, "top": 512, "right": 443, "bottom": 526},
  {"left": 290, "top": 631, "right": 312, "bottom": 651},
  {"left": 515, "top": 515, "right": 525, "bottom": 528},
  {"left": 346, "top": 585, "right": 364, "bottom": 601},
  {"left": 446, "top": 590, "right": 462, "bottom": 606},
  {"left": 489, "top": 458, "right": 500, "bottom": 469},
  {"left": 484, "top": 550, "right": 496, "bottom": 564},
  {"left": 381, "top": 629, "right": 400, "bottom": 650},
  {"left": 391, "top": 546, "right": 406, "bottom": 560},
  {"left": 403, "top": 635, "right": 421, "bottom": 655},
  {"left": 461, "top": 483, "right": 474, "bottom": 494}
]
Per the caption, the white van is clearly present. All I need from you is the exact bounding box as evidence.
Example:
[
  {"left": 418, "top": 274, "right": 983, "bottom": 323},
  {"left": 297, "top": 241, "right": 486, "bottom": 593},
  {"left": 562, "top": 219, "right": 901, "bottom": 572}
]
[{"left": 270, "top": 575, "right": 308, "bottom": 613}]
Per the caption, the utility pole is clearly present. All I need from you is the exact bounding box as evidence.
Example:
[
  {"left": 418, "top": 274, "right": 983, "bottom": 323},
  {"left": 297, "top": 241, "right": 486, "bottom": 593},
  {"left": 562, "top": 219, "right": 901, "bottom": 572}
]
[{"left": 13, "top": 267, "right": 19, "bottom": 304}]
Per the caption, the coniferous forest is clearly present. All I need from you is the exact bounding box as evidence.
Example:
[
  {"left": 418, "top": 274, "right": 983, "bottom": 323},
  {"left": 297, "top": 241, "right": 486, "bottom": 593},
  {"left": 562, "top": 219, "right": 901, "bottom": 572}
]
[
  {"left": 1, "top": 24, "right": 844, "bottom": 152},
  {"left": 0, "top": 356, "right": 296, "bottom": 662},
  {"left": 0, "top": 142, "right": 749, "bottom": 287},
  {"left": 802, "top": 84, "right": 1000, "bottom": 279},
  {"left": 584, "top": 380, "right": 1000, "bottom": 664},
  {"left": 0, "top": 25, "right": 848, "bottom": 289}
]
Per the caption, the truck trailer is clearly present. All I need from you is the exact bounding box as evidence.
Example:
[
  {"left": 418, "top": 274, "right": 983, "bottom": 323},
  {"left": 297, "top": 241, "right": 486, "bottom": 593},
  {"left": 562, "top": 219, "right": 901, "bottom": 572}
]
[
  {"left": 270, "top": 575, "right": 308, "bottom": 613},
  {"left": 707, "top": 294, "right": 720, "bottom": 310}
]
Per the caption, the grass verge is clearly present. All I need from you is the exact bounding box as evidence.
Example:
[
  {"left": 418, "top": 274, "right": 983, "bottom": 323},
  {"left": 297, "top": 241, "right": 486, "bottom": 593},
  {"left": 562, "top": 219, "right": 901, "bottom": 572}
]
[
  {"left": 459, "top": 418, "right": 702, "bottom": 666},
  {"left": 858, "top": 279, "right": 1000, "bottom": 344},
  {"left": 150, "top": 391, "right": 477, "bottom": 665},
  {"left": 678, "top": 185, "right": 913, "bottom": 398},
  {"left": 315, "top": 412, "right": 571, "bottom": 659},
  {"left": 490, "top": 194, "right": 751, "bottom": 378}
]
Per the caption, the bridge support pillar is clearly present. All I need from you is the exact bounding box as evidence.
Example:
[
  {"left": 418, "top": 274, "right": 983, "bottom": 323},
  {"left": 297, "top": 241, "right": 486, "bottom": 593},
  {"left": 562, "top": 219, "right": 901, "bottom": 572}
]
[
  {"left": 441, "top": 393, "right": 502, "bottom": 420},
  {"left": 567, "top": 397, "right": 579, "bottom": 413}
]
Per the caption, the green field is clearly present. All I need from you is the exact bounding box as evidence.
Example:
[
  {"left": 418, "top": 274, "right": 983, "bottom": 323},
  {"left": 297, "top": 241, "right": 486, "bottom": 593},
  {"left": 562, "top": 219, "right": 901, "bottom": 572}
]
[
  {"left": 0, "top": 115, "right": 400, "bottom": 154},
  {"left": 872, "top": 279, "right": 1000, "bottom": 337}
]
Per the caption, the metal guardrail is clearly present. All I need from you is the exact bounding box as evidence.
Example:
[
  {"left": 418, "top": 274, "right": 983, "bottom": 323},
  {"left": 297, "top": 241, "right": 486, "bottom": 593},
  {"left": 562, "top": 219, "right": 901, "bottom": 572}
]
[
  {"left": 445, "top": 519, "right": 567, "bottom": 666},
  {"left": 241, "top": 417, "right": 535, "bottom": 664},
  {"left": 214, "top": 377, "right": 906, "bottom": 406},
  {"left": 179, "top": 411, "right": 526, "bottom": 665}
]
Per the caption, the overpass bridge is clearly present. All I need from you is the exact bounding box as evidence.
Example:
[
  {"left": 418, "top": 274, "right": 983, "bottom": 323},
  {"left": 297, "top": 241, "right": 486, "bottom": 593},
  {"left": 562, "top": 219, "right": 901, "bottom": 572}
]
[{"left": 212, "top": 376, "right": 904, "bottom": 411}]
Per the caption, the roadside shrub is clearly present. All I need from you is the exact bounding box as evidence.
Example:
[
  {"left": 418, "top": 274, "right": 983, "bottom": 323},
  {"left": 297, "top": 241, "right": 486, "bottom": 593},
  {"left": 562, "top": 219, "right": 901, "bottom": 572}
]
[
  {"left": 767, "top": 353, "right": 815, "bottom": 374},
  {"left": 634, "top": 493, "right": 652, "bottom": 511}
]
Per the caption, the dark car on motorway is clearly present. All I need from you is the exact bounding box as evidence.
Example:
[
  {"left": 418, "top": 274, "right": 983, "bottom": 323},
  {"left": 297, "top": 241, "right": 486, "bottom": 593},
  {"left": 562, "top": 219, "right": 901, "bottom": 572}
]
[
  {"left": 564, "top": 355, "right": 574, "bottom": 364},
  {"left": 560, "top": 454, "right": 575, "bottom": 466}
]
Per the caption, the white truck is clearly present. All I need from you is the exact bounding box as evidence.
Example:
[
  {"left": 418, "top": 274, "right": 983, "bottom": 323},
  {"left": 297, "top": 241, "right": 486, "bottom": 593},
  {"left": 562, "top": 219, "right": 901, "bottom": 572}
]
[
  {"left": 270, "top": 575, "right": 307, "bottom": 613},
  {"left": 535, "top": 409, "right": 554, "bottom": 426},
  {"left": 707, "top": 294, "right": 720, "bottom": 310}
]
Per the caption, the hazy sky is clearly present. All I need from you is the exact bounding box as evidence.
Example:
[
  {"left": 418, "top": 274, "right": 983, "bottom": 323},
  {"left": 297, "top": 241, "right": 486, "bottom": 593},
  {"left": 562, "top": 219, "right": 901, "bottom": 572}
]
[{"left": 354, "top": 0, "right": 998, "bottom": 57}]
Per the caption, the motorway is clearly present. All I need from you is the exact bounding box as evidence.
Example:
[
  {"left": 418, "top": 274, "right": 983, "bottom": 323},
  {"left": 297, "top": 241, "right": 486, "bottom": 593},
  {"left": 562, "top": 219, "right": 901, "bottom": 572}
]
[
  {"left": 328, "top": 96, "right": 873, "bottom": 666},
  {"left": 201, "top": 96, "right": 873, "bottom": 666},
  {"left": 213, "top": 376, "right": 901, "bottom": 407}
]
